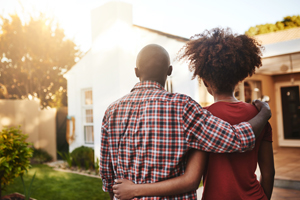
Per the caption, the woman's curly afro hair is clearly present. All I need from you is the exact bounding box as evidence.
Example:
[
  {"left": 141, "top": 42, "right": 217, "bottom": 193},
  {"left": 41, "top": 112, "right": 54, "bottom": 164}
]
[{"left": 177, "top": 27, "right": 263, "bottom": 93}]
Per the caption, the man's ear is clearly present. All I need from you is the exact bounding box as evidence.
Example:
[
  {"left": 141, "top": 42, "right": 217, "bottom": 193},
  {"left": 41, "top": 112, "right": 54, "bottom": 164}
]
[
  {"left": 167, "top": 65, "right": 173, "bottom": 76},
  {"left": 135, "top": 68, "right": 140, "bottom": 78}
]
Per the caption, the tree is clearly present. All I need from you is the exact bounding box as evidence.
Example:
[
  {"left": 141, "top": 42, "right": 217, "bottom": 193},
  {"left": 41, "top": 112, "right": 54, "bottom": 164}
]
[
  {"left": 0, "top": 127, "right": 33, "bottom": 198},
  {"left": 246, "top": 15, "right": 300, "bottom": 36},
  {"left": 0, "top": 14, "right": 81, "bottom": 108}
]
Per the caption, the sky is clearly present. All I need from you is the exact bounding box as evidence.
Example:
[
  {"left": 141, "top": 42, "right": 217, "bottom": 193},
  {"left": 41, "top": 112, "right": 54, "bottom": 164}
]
[{"left": 1, "top": 0, "right": 300, "bottom": 52}]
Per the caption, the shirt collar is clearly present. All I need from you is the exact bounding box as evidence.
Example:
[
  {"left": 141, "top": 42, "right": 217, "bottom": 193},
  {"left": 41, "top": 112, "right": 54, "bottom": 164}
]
[{"left": 131, "top": 81, "right": 165, "bottom": 92}]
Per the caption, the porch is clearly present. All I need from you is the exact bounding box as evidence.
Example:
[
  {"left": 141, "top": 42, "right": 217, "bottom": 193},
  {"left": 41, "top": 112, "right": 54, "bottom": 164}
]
[{"left": 272, "top": 147, "right": 300, "bottom": 199}]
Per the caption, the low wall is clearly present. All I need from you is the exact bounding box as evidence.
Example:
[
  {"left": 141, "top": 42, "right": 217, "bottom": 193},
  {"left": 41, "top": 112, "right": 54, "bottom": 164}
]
[{"left": 0, "top": 99, "right": 57, "bottom": 160}]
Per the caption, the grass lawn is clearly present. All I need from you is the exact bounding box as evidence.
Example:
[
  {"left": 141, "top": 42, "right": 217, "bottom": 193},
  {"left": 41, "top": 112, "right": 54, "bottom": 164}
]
[{"left": 2, "top": 164, "right": 110, "bottom": 200}]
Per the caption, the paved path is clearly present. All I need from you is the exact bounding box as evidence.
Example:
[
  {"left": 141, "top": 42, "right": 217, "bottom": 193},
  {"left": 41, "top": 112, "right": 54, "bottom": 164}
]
[
  {"left": 272, "top": 187, "right": 300, "bottom": 200},
  {"left": 274, "top": 147, "right": 300, "bottom": 182}
]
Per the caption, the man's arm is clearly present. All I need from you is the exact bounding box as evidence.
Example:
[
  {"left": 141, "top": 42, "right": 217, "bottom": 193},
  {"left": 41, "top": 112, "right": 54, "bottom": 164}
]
[
  {"left": 183, "top": 99, "right": 271, "bottom": 153},
  {"left": 109, "top": 192, "right": 114, "bottom": 200},
  {"left": 248, "top": 100, "right": 272, "bottom": 139},
  {"left": 113, "top": 149, "right": 207, "bottom": 199},
  {"left": 100, "top": 114, "right": 115, "bottom": 197}
]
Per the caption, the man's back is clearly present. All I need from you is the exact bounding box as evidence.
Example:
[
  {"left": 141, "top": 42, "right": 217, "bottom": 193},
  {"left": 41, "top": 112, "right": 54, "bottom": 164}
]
[
  {"left": 100, "top": 81, "right": 257, "bottom": 199},
  {"left": 101, "top": 81, "right": 196, "bottom": 199}
]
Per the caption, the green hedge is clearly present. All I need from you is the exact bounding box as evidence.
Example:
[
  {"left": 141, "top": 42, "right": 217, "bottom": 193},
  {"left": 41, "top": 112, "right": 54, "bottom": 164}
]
[{"left": 71, "top": 146, "right": 94, "bottom": 169}]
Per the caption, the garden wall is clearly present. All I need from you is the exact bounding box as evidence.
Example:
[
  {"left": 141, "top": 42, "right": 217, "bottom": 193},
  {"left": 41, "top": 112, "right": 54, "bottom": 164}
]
[{"left": 0, "top": 99, "right": 57, "bottom": 160}]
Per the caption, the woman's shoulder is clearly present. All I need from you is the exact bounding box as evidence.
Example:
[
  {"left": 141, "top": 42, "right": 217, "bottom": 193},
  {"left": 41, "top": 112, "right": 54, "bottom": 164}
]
[
  {"left": 204, "top": 101, "right": 257, "bottom": 110},
  {"left": 204, "top": 101, "right": 259, "bottom": 122}
]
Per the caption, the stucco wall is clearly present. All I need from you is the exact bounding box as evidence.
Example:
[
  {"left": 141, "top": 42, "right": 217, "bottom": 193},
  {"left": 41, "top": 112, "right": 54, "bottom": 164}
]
[
  {"left": 246, "top": 74, "right": 278, "bottom": 149},
  {"left": 0, "top": 99, "right": 57, "bottom": 160},
  {"left": 272, "top": 72, "right": 300, "bottom": 82}
]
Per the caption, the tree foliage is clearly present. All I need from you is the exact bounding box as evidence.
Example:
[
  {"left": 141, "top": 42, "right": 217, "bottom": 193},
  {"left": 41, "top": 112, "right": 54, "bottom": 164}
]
[
  {"left": 0, "top": 127, "right": 33, "bottom": 197},
  {"left": 0, "top": 14, "right": 81, "bottom": 108},
  {"left": 246, "top": 15, "right": 300, "bottom": 36}
]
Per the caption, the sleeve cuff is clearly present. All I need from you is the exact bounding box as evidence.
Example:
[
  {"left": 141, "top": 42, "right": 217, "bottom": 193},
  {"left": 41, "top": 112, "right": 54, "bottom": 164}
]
[
  {"left": 101, "top": 178, "right": 114, "bottom": 192},
  {"left": 237, "top": 122, "right": 256, "bottom": 151}
]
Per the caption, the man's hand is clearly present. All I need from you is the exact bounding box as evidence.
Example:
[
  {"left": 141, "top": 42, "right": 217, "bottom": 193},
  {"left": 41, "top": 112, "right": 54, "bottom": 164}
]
[
  {"left": 113, "top": 179, "right": 136, "bottom": 200},
  {"left": 252, "top": 100, "right": 271, "bottom": 120},
  {"left": 248, "top": 99, "right": 272, "bottom": 139}
]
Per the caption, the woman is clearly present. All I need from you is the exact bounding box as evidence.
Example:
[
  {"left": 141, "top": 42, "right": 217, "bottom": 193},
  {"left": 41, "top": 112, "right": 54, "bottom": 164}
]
[{"left": 112, "top": 28, "right": 275, "bottom": 200}]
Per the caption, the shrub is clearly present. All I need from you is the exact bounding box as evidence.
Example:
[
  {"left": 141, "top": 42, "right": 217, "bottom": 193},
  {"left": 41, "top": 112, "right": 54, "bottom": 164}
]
[
  {"left": 31, "top": 147, "right": 53, "bottom": 164},
  {"left": 57, "top": 151, "right": 73, "bottom": 168},
  {"left": 0, "top": 127, "right": 33, "bottom": 197},
  {"left": 71, "top": 146, "right": 94, "bottom": 169},
  {"left": 94, "top": 157, "right": 100, "bottom": 175}
]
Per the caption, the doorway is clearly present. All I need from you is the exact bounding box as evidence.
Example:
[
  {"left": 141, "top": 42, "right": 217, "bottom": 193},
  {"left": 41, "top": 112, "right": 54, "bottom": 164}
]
[
  {"left": 280, "top": 86, "right": 300, "bottom": 139},
  {"left": 275, "top": 81, "right": 300, "bottom": 147}
]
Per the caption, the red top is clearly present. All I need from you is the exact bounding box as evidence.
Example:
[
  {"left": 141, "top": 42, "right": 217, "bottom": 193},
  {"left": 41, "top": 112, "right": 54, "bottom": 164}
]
[
  {"left": 100, "top": 81, "right": 255, "bottom": 200},
  {"left": 202, "top": 101, "right": 272, "bottom": 200}
]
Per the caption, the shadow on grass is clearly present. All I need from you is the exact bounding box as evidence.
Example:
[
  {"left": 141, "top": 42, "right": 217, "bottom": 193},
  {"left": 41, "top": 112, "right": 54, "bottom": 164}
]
[{"left": 3, "top": 164, "right": 110, "bottom": 200}]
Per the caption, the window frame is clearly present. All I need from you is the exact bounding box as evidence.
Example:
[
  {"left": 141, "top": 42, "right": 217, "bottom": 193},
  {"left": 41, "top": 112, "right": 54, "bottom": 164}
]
[{"left": 82, "top": 89, "right": 94, "bottom": 144}]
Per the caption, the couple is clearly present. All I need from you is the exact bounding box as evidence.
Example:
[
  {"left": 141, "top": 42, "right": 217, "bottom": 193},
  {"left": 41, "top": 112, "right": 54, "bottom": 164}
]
[{"left": 100, "top": 28, "right": 274, "bottom": 200}]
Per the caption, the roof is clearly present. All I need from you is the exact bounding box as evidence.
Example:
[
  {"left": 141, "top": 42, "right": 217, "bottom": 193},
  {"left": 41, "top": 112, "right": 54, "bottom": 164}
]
[
  {"left": 254, "top": 28, "right": 300, "bottom": 75},
  {"left": 133, "top": 24, "right": 189, "bottom": 43},
  {"left": 262, "top": 38, "right": 300, "bottom": 58},
  {"left": 253, "top": 27, "right": 300, "bottom": 45}
]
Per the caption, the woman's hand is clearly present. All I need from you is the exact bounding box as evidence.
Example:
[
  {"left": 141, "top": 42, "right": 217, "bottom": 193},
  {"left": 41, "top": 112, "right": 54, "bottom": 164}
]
[{"left": 113, "top": 179, "right": 136, "bottom": 200}]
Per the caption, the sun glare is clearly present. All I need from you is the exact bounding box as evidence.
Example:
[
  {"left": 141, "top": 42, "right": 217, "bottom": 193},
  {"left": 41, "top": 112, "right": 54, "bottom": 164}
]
[
  {"left": 1, "top": 0, "right": 93, "bottom": 51},
  {"left": 92, "top": 19, "right": 137, "bottom": 53}
]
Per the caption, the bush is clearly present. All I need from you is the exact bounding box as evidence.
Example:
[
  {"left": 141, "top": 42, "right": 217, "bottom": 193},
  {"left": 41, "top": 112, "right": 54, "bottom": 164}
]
[
  {"left": 31, "top": 147, "right": 53, "bottom": 164},
  {"left": 57, "top": 151, "right": 72, "bottom": 168},
  {"left": 71, "top": 146, "right": 94, "bottom": 169},
  {"left": 0, "top": 127, "right": 33, "bottom": 197}
]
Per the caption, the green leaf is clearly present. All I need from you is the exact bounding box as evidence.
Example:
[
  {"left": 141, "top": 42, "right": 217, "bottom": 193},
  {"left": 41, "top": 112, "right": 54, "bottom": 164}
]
[{"left": 0, "top": 157, "right": 6, "bottom": 165}]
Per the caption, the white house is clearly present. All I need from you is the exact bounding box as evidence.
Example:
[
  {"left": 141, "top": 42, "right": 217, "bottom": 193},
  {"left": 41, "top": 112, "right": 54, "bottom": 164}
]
[
  {"left": 65, "top": 1, "right": 300, "bottom": 160},
  {"left": 64, "top": 1, "right": 201, "bottom": 160}
]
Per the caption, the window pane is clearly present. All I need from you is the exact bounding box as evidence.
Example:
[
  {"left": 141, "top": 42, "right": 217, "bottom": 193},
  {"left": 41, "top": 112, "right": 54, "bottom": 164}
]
[
  {"left": 85, "top": 90, "right": 93, "bottom": 105},
  {"left": 85, "top": 109, "right": 93, "bottom": 123},
  {"left": 84, "top": 126, "right": 94, "bottom": 143}
]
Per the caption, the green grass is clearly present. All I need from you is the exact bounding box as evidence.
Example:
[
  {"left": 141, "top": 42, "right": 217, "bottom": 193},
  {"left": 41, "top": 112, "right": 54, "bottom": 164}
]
[{"left": 2, "top": 164, "right": 110, "bottom": 200}]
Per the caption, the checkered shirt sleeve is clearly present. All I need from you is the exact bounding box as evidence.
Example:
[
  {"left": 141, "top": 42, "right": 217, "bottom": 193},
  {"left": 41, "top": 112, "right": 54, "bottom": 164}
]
[
  {"left": 100, "top": 113, "right": 115, "bottom": 192},
  {"left": 183, "top": 99, "right": 256, "bottom": 153}
]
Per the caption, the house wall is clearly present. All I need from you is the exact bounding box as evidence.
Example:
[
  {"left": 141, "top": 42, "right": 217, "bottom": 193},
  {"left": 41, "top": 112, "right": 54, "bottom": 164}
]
[
  {"left": 65, "top": 52, "right": 94, "bottom": 152},
  {"left": 39, "top": 108, "right": 57, "bottom": 161},
  {"left": 272, "top": 72, "right": 300, "bottom": 82},
  {"left": 0, "top": 99, "right": 57, "bottom": 160},
  {"left": 247, "top": 72, "right": 300, "bottom": 149},
  {"left": 247, "top": 74, "right": 278, "bottom": 149},
  {"left": 65, "top": 1, "right": 199, "bottom": 160}
]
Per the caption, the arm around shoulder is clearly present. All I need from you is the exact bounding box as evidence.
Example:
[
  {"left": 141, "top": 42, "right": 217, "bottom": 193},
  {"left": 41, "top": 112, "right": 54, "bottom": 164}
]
[{"left": 248, "top": 100, "right": 272, "bottom": 139}]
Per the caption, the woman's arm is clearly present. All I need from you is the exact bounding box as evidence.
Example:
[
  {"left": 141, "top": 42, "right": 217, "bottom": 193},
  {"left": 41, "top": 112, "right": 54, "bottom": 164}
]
[
  {"left": 258, "top": 140, "right": 275, "bottom": 200},
  {"left": 113, "top": 149, "right": 207, "bottom": 200}
]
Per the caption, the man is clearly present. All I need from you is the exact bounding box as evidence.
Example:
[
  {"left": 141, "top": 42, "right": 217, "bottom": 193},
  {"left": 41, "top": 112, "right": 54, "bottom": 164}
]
[{"left": 100, "top": 44, "right": 271, "bottom": 199}]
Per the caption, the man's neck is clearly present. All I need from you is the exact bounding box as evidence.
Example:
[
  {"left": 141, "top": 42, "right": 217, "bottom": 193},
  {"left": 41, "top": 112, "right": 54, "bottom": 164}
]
[{"left": 140, "top": 78, "right": 165, "bottom": 88}]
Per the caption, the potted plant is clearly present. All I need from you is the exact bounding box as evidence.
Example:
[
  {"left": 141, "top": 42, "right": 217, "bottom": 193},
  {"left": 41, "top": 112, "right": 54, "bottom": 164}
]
[{"left": 0, "top": 126, "right": 34, "bottom": 199}]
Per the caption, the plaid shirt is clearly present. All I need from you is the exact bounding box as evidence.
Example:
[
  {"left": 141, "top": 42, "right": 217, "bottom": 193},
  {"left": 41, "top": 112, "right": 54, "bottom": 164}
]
[{"left": 100, "top": 81, "right": 255, "bottom": 199}]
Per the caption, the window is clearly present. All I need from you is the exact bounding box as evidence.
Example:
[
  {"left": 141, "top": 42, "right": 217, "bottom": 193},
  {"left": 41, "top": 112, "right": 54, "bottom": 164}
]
[
  {"left": 83, "top": 89, "right": 94, "bottom": 144},
  {"left": 165, "top": 77, "right": 173, "bottom": 93}
]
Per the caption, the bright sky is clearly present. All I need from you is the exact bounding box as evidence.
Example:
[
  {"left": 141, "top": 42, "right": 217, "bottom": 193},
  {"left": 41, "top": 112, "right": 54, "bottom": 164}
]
[{"left": 1, "top": 0, "right": 300, "bottom": 52}]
